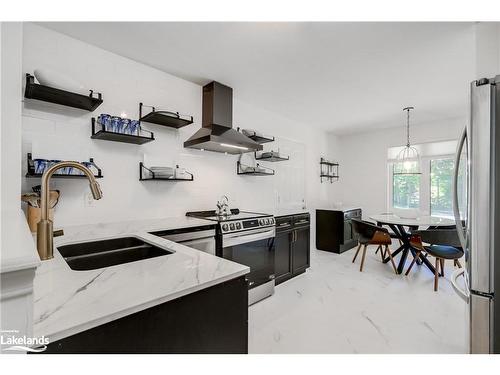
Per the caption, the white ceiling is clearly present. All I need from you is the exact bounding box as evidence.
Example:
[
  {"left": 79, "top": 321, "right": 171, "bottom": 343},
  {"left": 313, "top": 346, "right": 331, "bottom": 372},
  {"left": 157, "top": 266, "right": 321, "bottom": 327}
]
[{"left": 38, "top": 22, "right": 476, "bottom": 134}]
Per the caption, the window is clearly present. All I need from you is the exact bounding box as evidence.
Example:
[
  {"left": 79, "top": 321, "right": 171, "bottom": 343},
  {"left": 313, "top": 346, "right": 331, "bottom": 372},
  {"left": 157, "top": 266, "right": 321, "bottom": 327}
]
[
  {"left": 430, "top": 158, "right": 454, "bottom": 217},
  {"left": 393, "top": 166, "right": 420, "bottom": 209},
  {"left": 388, "top": 140, "right": 462, "bottom": 218}
]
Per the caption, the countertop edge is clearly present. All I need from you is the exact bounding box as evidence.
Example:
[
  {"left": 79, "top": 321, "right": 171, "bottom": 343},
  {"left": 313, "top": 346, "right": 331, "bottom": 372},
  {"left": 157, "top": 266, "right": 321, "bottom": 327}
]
[{"left": 45, "top": 267, "right": 249, "bottom": 343}]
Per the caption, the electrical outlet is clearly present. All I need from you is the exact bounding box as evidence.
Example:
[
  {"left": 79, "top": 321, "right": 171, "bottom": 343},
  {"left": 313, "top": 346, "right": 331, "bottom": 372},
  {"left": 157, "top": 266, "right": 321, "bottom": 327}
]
[{"left": 84, "top": 191, "right": 95, "bottom": 207}]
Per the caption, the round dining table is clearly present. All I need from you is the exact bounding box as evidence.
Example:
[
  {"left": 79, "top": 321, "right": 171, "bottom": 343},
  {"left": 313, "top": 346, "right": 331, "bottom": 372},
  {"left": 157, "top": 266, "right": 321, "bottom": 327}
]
[{"left": 369, "top": 214, "right": 456, "bottom": 274}]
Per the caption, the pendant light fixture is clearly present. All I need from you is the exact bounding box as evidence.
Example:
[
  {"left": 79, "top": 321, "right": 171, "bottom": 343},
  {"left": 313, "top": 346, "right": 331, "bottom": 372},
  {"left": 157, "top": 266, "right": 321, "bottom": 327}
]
[{"left": 393, "top": 106, "right": 421, "bottom": 175}]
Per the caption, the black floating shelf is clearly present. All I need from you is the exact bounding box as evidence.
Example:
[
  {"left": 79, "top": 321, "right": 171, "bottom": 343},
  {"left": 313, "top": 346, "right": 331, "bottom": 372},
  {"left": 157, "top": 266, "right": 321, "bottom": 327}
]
[
  {"left": 24, "top": 74, "right": 103, "bottom": 111},
  {"left": 255, "top": 151, "right": 289, "bottom": 162},
  {"left": 139, "top": 103, "right": 193, "bottom": 129},
  {"left": 91, "top": 118, "right": 154, "bottom": 145},
  {"left": 320, "top": 160, "right": 339, "bottom": 167},
  {"left": 320, "top": 157, "right": 339, "bottom": 183},
  {"left": 237, "top": 161, "right": 275, "bottom": 176},
  {"left": 242, "top": 130, "right": 275, "bottom": 144},
  {"left": 26, "top": 153, "right": 103, "bottom": 179},
  {"left": 139, "top": 162, "right": 193, "bottom": 181}
]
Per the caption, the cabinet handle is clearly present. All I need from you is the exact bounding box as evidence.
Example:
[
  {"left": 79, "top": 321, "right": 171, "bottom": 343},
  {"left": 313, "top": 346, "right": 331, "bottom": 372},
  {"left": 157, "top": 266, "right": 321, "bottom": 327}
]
[{"left": 296, "top": 219, "right": 309, "bottom": 224}]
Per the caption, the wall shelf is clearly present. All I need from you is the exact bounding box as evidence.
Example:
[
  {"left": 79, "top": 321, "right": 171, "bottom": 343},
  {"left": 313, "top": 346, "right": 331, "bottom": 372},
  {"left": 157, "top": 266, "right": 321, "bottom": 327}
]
[
  {"left": 24, "top": 74, "right": 103, "bottom": 111},
  {"left": 320, "top": 158, "right": 339, "bottom": 183},
  {"left": 237, "top": 161, "right": 275, "bottom": 176},
  {"left": 91, "top": 118, "right": 154, "bottom": 145},
  {"left": 254, "top": 151, "right": 289, "bottom": 162},
  {"left": 26, "top": 153, "right": 103, "bottom": 179},
  {"left": 242, "top": 130, "right": 275, "bottom": 144},
  {"left": 139, "top": 162, "right": 193, "bottom": 181},
  {"left": 139, "top": 102, "right": 193, "bottom": 129}
]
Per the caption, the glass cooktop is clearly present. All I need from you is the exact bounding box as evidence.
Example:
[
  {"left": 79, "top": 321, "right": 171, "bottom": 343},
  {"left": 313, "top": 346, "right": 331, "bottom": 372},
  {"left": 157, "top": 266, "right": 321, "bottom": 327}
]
[{"left": 186, "top": 210, "right": 272, "bottom": 222}]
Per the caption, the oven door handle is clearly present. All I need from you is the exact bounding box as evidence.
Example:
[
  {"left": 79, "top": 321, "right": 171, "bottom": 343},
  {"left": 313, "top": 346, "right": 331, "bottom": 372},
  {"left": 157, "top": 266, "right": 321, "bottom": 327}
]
[{"left": 224, "top": 229, "right": 275, "bottom": 247}]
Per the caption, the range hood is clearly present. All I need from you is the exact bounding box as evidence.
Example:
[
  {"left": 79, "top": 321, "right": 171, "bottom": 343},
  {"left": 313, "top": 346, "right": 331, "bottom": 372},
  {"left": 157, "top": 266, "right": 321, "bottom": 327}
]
[{"left": 184, "top": 81, "right": 263, "bottom": 154}]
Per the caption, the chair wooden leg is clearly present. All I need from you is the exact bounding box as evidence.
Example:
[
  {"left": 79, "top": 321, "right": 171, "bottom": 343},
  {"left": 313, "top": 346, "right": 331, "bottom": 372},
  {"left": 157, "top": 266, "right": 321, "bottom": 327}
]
[
  {"left": 360, "top": 245, "right": 368, "bottom": 272},
  {"left": 352, "top": 243, "right": 362, "bottom": 263},
  {"left": 440, "top": 259, "right": 445, "bottom": 277},
  {"left": 384, "top": 245, "right": 398, "bottom": 274},
  {"left": 434, "top": 257, "right": 440, "bottom": 292},
  {"left": 405, "top": 251, "right": 421, "bottom": 276}
]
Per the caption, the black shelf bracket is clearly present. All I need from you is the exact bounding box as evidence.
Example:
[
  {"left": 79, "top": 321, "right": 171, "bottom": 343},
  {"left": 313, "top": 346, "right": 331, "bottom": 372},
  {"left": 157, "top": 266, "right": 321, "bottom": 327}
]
[
  {"left": 139, "top": 102, "right": 193, "bottom": 129},
  {"left": 237, "top": 161, "right": 275, "bottom": 176},
  {"left": 139, "top": 162, "right": 194, "bottom": 181},
  {"left": 320, "top": 157, "right": 339, "bottom": 183},
  {"left": 91, "top": 118, "right": 154, "bottom": 145},
  {"left": 24, "top": 74, "right": 103, "bottom": 111},
  {"left": 26, "top": 153, "right": 103, "bottom": 179}
]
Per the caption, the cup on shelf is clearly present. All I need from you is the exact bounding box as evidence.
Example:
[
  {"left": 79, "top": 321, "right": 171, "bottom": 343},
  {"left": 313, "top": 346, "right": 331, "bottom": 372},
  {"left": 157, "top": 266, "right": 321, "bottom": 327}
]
[
  {"left": 128, "top": 120, "right": 140, "bottom": 135},
  {"left": 97, "top": 114, "right": 112, "bottom": 131},
  {"left": 120, "top": 118, "right": 131, "bottom": 134},
  {"left": 34, "top": 158, "right": 48, "bottom": 174},
  {"left": 49, "top": 160, "right": 63, "bottom": 174},
  {"left": 111, "top": 116, "right": 122, "bottom": 133}
]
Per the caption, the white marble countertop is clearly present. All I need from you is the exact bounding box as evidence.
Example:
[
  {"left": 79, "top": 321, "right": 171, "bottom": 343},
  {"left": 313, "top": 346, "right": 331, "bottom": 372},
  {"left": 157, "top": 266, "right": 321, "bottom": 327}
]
[
  {"left": 255, "top": 207, "right": 310, "bottom": 218},
  {"left": 33, "top": 216, "right": 249, "bottom": 343}
]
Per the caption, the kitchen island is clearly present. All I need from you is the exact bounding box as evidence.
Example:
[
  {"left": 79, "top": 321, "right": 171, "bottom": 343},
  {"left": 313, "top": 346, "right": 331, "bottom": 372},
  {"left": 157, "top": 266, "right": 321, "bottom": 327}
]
[{"left": 33, "top": 216, "right": 250, "bottom": 353}]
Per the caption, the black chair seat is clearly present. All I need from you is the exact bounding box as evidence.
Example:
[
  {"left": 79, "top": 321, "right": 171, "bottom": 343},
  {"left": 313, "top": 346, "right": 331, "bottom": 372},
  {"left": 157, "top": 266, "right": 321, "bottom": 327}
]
[{"left": 424, "top": 245, "right": 464, "bottom": 260}]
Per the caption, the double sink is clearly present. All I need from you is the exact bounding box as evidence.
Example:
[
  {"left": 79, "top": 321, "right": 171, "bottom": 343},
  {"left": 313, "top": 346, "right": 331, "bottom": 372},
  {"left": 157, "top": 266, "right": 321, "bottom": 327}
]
[{"left": 58, "top": 237, "right": 173, "bottom": 271}]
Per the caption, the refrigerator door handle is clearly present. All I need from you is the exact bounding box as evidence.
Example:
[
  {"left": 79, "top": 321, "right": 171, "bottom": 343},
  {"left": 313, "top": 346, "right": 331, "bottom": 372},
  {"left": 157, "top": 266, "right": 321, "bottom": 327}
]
[
  {"left": 453, "top": 127, "right": 467, "bottom": 250},
  {"left": 451, "top": 268, "right": 470, "bottom": 303}
]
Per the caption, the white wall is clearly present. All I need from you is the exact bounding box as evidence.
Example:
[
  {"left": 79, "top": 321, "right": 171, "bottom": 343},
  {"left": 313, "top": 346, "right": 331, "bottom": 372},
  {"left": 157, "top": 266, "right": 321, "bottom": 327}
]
[
  {"left": 1, "top": 23, "right": 24, "bottom": 214},
  {"left": 474, "top": 22, "right": 500, "bottom": 78},
  {"left": 21, "top": 23, "right": 336, "bottom": 228},
  {"left": 330, "top": 117, "right": 464, "bottom": 218}
]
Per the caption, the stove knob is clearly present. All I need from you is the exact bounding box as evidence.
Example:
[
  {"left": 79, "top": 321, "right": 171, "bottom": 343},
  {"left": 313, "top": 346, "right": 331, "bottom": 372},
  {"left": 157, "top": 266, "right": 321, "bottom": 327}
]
[
  {"left": 229, "top": 223, "right": 235, "bottom": 230},
  {"left": 270, "top": 218, "right": 275, "bottom": 224},
  {"left": 264, "top": 218, "right": 269, "bottom": 225},
  {"left": 222, "top": 224, "right": 229, "bottom": 232},
  {"left": 236, "top": 222, "right": 241, "bottom": 229},
  {"left": 259, "top": 219, "right": 264, "bottom": 225}
]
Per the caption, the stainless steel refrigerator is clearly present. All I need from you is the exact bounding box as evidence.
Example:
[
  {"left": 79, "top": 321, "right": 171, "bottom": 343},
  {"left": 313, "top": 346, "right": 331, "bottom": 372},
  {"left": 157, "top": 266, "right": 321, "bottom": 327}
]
[{"left": 452, "top": 76, "right": 500, "bottom": 354}]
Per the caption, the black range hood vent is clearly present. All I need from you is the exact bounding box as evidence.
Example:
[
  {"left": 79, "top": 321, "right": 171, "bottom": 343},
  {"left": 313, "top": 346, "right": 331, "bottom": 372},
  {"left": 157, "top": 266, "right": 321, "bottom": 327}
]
[{"left": 184, "top": 81, "right": 263, "bottom": 154}]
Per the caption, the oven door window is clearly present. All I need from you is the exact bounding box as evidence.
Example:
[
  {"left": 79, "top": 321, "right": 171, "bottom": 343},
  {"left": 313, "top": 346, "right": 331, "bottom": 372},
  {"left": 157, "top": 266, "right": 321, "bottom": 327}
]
[{"left": 223, "top": 237, "right": 275, "bottom": 289}]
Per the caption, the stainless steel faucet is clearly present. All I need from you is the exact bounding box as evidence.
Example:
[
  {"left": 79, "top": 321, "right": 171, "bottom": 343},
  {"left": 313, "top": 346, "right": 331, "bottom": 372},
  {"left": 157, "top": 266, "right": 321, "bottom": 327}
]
[{"left": 37, "top": 161, "right": 103, "bottom": 260}]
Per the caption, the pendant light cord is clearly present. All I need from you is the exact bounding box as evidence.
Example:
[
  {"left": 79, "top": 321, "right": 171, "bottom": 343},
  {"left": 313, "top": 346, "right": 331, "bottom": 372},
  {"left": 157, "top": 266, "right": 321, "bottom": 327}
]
[{"left": 403, "top": 106, "right": 414, "bottom": 148}]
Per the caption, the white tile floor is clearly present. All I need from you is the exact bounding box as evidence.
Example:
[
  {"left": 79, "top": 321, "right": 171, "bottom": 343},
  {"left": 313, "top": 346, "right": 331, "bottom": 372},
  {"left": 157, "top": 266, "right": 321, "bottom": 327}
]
[{"left": 249, "top": 247, "right": 467, "bottom": 354}]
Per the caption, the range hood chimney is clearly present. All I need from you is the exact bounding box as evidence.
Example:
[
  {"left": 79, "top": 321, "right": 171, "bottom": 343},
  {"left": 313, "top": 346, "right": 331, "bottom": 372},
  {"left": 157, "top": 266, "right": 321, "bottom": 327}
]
[{"left": 184, "top": 81, "right": 263, "bottom": 154}]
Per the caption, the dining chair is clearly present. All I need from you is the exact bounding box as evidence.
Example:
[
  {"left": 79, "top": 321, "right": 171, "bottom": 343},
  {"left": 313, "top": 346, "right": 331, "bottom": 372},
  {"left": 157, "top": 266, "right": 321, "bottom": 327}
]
[
  {"left": 351, "top": 219, "right": 398, "bottom": 273},
  {"left": 406, "top": 229, "right": 464, "bottom": 291},
  {"left": 374, "top": 213, "right": 402, "bottom": 253}
]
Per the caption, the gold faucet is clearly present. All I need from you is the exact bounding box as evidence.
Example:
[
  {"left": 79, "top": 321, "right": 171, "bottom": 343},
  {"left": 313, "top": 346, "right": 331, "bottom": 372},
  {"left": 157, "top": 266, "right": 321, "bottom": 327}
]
[{"left": 37, "top": 161, "right": 103, "bottom": 260}]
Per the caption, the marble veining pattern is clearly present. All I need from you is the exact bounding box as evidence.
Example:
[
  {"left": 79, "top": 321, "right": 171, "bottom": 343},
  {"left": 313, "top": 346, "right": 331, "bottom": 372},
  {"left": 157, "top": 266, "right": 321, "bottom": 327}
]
[
  {"left": 249, "top": 247, "right": 467, "bottom": 354},
  {"left": 33, "top": 216, "right": 249, "bottom": 343}
]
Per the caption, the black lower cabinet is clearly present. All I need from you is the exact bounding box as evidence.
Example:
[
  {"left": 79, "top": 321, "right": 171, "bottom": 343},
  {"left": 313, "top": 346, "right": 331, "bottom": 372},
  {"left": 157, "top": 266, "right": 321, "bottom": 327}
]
[
  {"left": 292, "top": 225, "right": 310, "bottom": 274},
  {"left": 42, "top": 276, "right": 248, "bottom": 354},
  {"left": 274, "top": 214, "right": 310, "bottom": 285},
  {"left": 275, "top": 227, "right": 293, "bottom": 285}
]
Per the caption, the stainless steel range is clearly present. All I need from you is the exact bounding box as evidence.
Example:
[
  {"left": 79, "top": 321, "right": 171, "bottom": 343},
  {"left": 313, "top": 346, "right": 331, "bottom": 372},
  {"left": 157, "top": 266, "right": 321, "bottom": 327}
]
[{"left": 186, "top": 209, "right": 276, "bottom": 305}]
